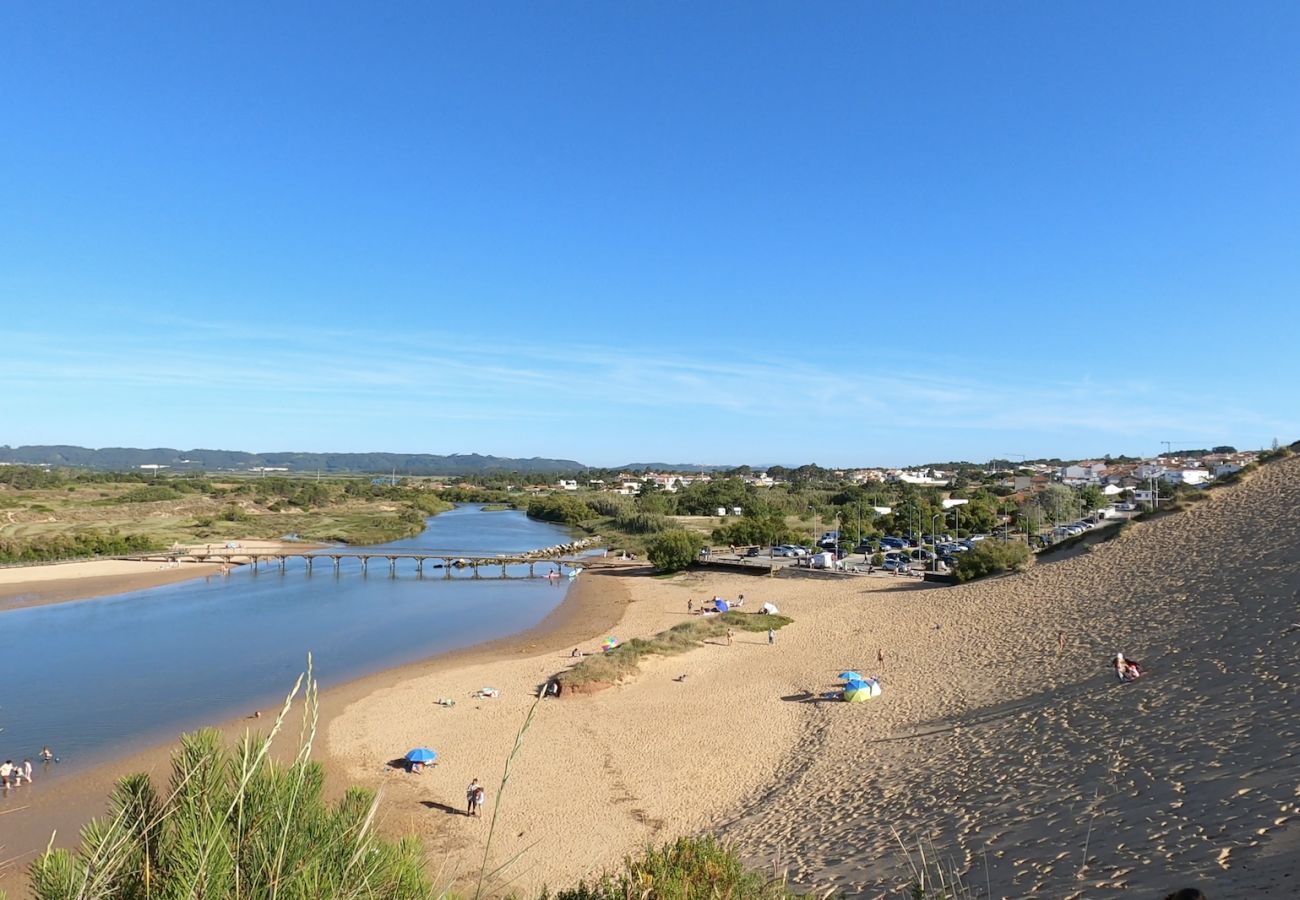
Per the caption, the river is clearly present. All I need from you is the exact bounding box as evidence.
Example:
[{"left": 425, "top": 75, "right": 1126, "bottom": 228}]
[{"left": 0, "top": 505, "right": 580, "bottom": 774}]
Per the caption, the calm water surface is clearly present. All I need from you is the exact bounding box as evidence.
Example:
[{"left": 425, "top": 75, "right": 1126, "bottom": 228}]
[{"left": 0, "top": 506, "right": 578, "bottom": 774}]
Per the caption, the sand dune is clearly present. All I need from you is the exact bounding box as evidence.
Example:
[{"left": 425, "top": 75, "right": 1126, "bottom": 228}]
[{"left": 329, "top": 457, "right": 1298, "bottom": 898}]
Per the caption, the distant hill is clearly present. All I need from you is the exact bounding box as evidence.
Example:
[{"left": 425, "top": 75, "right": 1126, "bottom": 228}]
[
  {"left": 0, "top": 445, "right": 585, "bottom": 476},
  {"left": 616, "top": 463, "right": 737, "bottom": 473}
]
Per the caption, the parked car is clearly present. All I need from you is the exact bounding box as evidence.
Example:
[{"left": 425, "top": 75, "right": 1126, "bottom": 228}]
[
  {"left": 771, "top": 545, "right": 795, "bottom": 557},
  {"left": 909, "top": 548, "right": 935, "bottom": 562},
  {"left": 880, "top": 536, "right": 906, "bottom": 549},
  {"left": 854, "top": 541, "right": 875, "bottom": 554},
  {"left": 744, "top": 546, "right": 764, "bottom": 557},
  {"left": 882, "top": 558, "right": 912, "bottom": 572}
]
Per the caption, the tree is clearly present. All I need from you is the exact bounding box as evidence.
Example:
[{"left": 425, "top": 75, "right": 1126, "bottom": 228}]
[
  {"left": 647, "top": 530, "right": 704, "bottom": 573},
  {"left": 1078, "top": 484, "right": 1107, "bottom": 512},
  {"left": 1025, "top": 484, "right": 1077, "bottom": 525}
]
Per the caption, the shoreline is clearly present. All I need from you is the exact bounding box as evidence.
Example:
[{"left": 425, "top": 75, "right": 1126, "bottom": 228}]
[
  {"left": 3, "top": 461, "right": 1297, "bottom": 897},
  {"left": 0, "top": 540, "right": 324, "bottom": 613},
  {"left": 0, "top": 566, "right": 632, "bottom": 892}
]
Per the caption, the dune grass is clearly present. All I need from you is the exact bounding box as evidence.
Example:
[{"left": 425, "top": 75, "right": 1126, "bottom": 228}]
[
  {"left": 538, "top": 835, "right": 807, "bottom": 900},
  {"left": 558, "top": 611, "right": 793, "bottom": 688}
]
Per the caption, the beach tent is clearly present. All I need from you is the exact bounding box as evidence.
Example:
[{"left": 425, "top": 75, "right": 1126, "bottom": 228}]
[
  {"left": 714, "top": 599, "right": 730, "bottom": 613},
  {"left": 405, "top": 748, "right": 437, "bottom": 763},
  {"left": 843, "top": 679, "right": 882, "bottom": 702},
  {"left": 602, "top": 637, "right": 620, "bottom": 652},
  {"left": 761, "top": 602, "right": 779, "bottom": 614}
]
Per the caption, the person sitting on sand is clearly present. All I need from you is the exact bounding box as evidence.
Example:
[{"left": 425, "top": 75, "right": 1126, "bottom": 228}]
[{"left": 1112, "top": 652, "right": 1142, "bottom": 682}]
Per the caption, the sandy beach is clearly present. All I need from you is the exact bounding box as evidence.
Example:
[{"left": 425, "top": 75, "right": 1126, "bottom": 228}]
[
  {"left": 0, "top": 539, "right": 318, "bottom": 611},
  {"left": 325, "top": 457, "right": 1299, "bottom": 897},
  {"left": 2, "top": 461, "right": 1297, "bottom": 897}
]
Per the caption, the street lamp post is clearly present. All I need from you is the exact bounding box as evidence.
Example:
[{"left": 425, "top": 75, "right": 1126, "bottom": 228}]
[{"left": 930, "top": 513, "right": 942, "bottom": 572}]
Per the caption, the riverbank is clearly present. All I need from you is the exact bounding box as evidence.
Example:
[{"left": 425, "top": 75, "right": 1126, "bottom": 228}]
[
  {"left": 318, "top": 456, "right": 1300, "bottom": 898},
  {"left": 0, "top": 566, "right": 629, "bottom": 894},
  {"left": 3, "top": 459, "right": 1297, "bottom": 898},
  {"left": 0, "top": 540, "right": 318, "bottom": 612}
]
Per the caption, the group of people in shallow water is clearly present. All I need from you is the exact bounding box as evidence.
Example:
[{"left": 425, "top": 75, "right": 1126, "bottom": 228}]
[{"left": 0, "top": 747, "right": 53, "bottom": 787}]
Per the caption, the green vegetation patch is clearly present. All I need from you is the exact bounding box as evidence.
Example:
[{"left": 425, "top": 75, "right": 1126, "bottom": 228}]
[
  {"left": 0, "top": 530, "right": 163, "bottom": 564},
  {"left": 954, "top": 540, "right": 1031, "bottom": 582},
  {"left": 527, "top": 493, "right": 593, "bottom": 525},
  {"left": 559, "top": 611, "right": 792, "bottom": 688},
  {"left": 540, "top": 835, "right": 806, "bottom": 900},
  {"left": 646, "top": 529, "right": 704, "bottom": 572}
]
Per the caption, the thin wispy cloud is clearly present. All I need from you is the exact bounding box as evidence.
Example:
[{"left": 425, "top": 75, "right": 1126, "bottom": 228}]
[{"left": 6, "top": 326, "right": 1287, "bottom": 457}]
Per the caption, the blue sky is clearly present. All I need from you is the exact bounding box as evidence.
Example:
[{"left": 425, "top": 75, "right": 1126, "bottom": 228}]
[{"left": 3, "top": 3, "right": 1297, "bottom": 466}]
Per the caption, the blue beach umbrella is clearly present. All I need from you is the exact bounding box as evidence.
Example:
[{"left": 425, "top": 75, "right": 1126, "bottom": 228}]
[
  {"left": 843, "top": 679, "right": 868, "bottom": 690},
  {"left": 838, "top": 671, "right": 863, "bottom": 681},
  {"left": 405, "top": 748, "right": 437, "bottom": 763},
  {"left": 714, "top": 599, "right": 730, "bottom": 612}
]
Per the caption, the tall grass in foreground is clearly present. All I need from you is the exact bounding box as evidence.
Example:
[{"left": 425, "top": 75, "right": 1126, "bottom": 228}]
[
  {"left": 558, "top": 612, "right": 793, "bottom": 688},
  {"left": 27, "top": 659, "right": 435, "bottom": 900}
]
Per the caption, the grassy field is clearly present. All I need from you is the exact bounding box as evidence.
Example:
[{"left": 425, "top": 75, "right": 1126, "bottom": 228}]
[{"left": 0, "top": 472, "right": 454, "bottom": 559}]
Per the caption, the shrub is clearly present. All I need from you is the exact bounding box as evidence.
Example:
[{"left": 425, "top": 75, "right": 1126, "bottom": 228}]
[
  {"left": 0, "top": 531, "right": 162, "bottom": 564},
  {"left": 527, "top": 494, "right": 594, "bottom": 526},
  {"left": 117, "top": 485, "right": 184, "bottom": 503},
  {"left": 711, "top": 514, "right": 795, "bottom": 547},
  {"left": 219, "top": 503, "right": 252, "bottom": 523},
  {"left": 541, "top": 835, "right": 802, "bottom": 899},
  {"left": 612, "top": 510, "right": 670, "bottom": 534},
  {"left": 954, "top": 540, "right": 1031, "bottom": 582},
  {"left": 647, "top": 530, "right": 704, "bottom": 573}
]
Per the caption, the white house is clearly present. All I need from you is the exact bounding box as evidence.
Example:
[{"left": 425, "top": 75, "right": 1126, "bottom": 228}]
[
  {"left": 887, "top": 470, "right": 950, "bottom": 486},
  {"left": 1161, "top": 468, "right": 1211, "bottom": 486},
  {"left": 557, "top": 479, "right": 579, "bottom": 491},
  {"left": 1212, "top": 463, "right": 1243, "bottom": 479},
  {"left": 1060, "top": 461, "right": 1107, "bottom": 485},
  {"left": 617, "top": 481, "right": 642, "bottom": 495},
  {"left": 1135, "top": 461, "right": 1167, "bottom": 480}
]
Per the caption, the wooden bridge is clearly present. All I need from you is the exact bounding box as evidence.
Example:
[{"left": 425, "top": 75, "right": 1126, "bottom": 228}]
[{"left": 114, "top": 549, "right": 589, "bottom": 579}]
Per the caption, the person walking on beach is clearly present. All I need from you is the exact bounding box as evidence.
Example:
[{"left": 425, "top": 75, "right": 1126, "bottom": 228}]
[
  {"left": 767, "top": 628, "right": 775, "bottom": 645},
  {"left": 466, "top": 778, "right": 480, "bottom": 816},
  {"left": 22, "top": 759, "right": 33, "bottom": 783},
  {"left": 0, "top": 761, "right": 12, "bottom": 787},
  {"left": 687, "top": 598, "right": 693, "bottom": 613},
  {"left": 726, "top": 628, "right": 734, "bottom": 646},
  {"left": 474, "top": 784, "right": 486, "bottom": 816}
]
